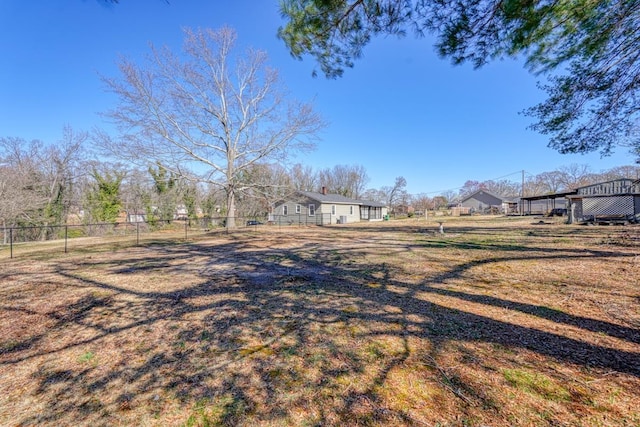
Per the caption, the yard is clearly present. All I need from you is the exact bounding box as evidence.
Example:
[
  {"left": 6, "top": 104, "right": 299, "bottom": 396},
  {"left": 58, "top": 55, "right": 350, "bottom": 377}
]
[{"left": 1, "top": 217, "right": 639, "bottom": 426}]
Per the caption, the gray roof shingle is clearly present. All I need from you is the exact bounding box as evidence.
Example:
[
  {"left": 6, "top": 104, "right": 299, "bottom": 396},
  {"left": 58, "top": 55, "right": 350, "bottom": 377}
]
[{"left": 300, "top": 191, "right": 386, "bottom": 207}]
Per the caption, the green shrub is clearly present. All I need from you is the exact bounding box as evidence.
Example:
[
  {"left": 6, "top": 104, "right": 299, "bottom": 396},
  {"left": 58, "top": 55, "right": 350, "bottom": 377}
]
[{"left": 66, "top": 228, "right": 86, "bottom": 239}]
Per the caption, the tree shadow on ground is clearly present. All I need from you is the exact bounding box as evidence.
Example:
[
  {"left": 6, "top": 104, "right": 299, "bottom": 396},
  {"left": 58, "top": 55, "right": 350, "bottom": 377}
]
[{"left": 1, "top": 231, "right": 638, "bottom": 425}]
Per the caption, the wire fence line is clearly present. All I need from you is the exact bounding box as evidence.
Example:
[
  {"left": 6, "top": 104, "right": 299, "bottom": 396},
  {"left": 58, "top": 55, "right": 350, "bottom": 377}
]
[{"left": 0, "top": 213, "right": 333, "bottom": 259}]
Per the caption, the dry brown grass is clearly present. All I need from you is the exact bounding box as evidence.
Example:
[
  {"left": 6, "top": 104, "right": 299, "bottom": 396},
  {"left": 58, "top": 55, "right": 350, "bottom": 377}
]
[{"left": 1, "top": 216, "right": 639, "bottom": 426}]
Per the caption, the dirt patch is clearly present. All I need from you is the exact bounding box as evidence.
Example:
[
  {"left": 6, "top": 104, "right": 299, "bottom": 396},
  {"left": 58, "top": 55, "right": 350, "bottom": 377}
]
[{"left": 1, "top": 217, "right": 639, "bottom": 426}]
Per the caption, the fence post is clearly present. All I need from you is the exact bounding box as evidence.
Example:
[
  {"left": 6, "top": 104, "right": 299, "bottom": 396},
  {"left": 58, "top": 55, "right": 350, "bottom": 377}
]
[
  {"left": 64, "top": 225, "right": 68, "bottom": 253},
  {"left": 9, "top": 228, "right": 13, "bottom": 259},
  {"left": 184, "top": 220, "right": 188, "bottom": 240},
  {"left": 136, "top": 222, "right": 140, "bottom": 246}
]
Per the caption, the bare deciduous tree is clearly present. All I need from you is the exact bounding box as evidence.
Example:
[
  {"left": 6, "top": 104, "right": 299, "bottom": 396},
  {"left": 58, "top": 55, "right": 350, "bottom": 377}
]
[
  {"left": 412, "top": 193, "right": 431, "bottom": 216},
  {"left": 120, "top": 168, "right": 152, "bottom": 220},
  {"left": 0, "top": 138, "right": 44, "bottom": 230},
  {"left": 557, "top": 164, "right": 594, "bottom": 190},
  {"left": 41, "top": 126, "right": 88, "bottom": 226},
  {"left": 318, "top": 164, "right": 369, "bottom": 198},
  {"left": 528, "top": 171, "right": 567, "bottom": 195},
  {"left": 485, "top": 180, "right": 520, "bottom": 198},
  {"left": 236, "top": 162, "right": 293, "bottom": 219},
  {"left": 97, "top": 27, "right": 324, "bottom": 228},
  {"left": 433, "top": 195, "right": 450, "bottom": 209},
  {"left": 361, "top": 188, "right": 387, "bottom": 204},
  {"left": 0, "top": 127, "right": 87, "bottom": 232},
  {"left": 596, "top": 165, "right": 640, "bottom": 181},
  {"left": 382, "top": 176, "right": 407, "bottom": 213},
  {"left": 290, "top": 163, "right": 318, "bottom": 192}
]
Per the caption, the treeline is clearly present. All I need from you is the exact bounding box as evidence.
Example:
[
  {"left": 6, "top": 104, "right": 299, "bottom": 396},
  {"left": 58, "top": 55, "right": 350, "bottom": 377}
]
[
  {"left": 2, "top": 128, "right": 639, "bottom": 228},
  {"left": 0, "top": 130, "right": 386, "bottom": 228},
  {"left": 0, "top": 129, "right": 198, "bottom": 229}
]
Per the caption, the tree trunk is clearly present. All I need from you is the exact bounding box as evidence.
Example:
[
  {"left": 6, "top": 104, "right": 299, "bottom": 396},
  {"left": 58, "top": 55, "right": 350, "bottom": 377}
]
[{"left": 226, "top": 188, "right": 236, "bottom": 229}]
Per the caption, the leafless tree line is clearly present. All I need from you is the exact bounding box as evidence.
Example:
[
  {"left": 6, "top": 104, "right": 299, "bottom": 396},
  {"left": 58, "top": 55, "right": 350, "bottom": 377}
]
[
  {"left": 0, "top": 132, "right": 370, "bottom": 231},
  {"left": 0, "top": 127, "right": 87, "bottom": 237},
  {"left": 3, "top": 126, "right": 639, "bottom": 229}
]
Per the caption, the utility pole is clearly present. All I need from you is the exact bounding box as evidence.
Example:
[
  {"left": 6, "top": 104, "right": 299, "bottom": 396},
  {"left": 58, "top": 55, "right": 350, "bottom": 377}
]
[{"left": 521, "top": 170, "right": 525, "bottom": 215}]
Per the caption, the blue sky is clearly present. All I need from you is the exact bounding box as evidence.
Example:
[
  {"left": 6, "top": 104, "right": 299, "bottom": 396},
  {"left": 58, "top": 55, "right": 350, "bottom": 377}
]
[{"left": 1, "top": 0, "right": 635, "bottom": 195}]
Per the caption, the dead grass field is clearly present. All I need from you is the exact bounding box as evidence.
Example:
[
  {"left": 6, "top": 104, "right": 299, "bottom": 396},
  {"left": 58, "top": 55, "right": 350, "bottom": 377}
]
[{"left": 1, "top": 216, "right": 639, "bottom": 426}]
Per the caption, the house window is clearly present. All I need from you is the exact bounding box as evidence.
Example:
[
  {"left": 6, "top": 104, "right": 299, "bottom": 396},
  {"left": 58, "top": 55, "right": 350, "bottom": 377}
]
[
  {"left": 283, "top": 205, "right": 288, "bottom": 215},
  {"left": 295, "top": 204, "right": 301, "bottom": 214},
  {"left": 361, "top": 207, "right": 369, "bottom": 220},
  {"left": 331, "top": 205, "right": 336, "bottom": 215},
  {"left": 349, "top": 206, "right": 354, "bottom": 215},
  {"left": 308, "top": 204, "right": 315, "bottom": 216}
]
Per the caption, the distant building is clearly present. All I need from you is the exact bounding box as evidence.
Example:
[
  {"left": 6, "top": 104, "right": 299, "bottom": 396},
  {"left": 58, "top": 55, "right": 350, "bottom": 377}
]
[
  {"left": 458, "top": 190, "right": 513, "bottom": 214},
  {"left": 272, "top": 187, "right": 388, "bottom": 225},
  {"left": 174, "top": 204, "right": 188, "bottom": 220},
  {"left": 521, "top": 179, "right": 640, "bottom": 223},
  {"left": 567, "top": 179, "right": 640, "bottom": 223},
  {"left": 126, "top": 211, "right": 146, "bottom": 223}
]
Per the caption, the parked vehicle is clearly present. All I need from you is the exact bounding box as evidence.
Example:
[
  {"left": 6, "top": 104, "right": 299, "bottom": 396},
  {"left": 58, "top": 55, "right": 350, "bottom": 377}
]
[
  {"left": 246, "top": 220, "right": 263, "bottom": 226},
  {"left": 549, "top": 208, "right": 567, "bottom": 216}
]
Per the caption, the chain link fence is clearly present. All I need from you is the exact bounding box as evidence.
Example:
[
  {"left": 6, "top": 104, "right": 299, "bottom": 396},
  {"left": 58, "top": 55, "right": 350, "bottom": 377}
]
[{"left": 1, "top": 213, "right": 333, "bottom": 259}]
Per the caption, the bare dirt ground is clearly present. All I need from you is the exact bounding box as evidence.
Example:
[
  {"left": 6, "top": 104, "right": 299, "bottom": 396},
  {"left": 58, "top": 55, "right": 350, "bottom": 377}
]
[{"left": 1, "top": 216, "right": 639, "bottom": 426}]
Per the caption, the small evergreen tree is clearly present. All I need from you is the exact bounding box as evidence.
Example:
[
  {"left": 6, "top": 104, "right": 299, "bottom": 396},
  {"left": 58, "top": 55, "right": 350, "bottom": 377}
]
[
  {"left": 148, "top": 163, "right": 177, "bottom": 223},
  {"left": 86, "top": 170, "right": 123, "bottom": 223}
]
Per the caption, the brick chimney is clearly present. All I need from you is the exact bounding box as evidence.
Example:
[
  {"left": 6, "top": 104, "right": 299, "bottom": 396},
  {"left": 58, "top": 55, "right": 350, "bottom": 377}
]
[{"left": 321, "top": 186, "right": 327, "bottom": 195}]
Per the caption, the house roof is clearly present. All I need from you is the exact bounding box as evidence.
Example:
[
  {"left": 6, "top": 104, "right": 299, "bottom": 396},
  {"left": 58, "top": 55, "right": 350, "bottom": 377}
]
[
  {"left": 574, "top": 178, "right": 638, "bottom": 190},
  {"left": 574, "top": 178, "right": 640, "bottom": 194},
  {"left": 502, "top": 198, "right": 520, "bottom": 204},
  {"left": 299, "top": 191, "right": 386, "bottom": 207},
  {"left": 459, "top": 190, "right": 507, "bottom": 204},
  {"left": 522, "top": 178, "right": 640, "bottom": 201},
  {"left": 521, "top": 191, "right": 577, "bottom": 201},
  {"left": 357, "top": 199, "right": 387, "bottom": 208}
]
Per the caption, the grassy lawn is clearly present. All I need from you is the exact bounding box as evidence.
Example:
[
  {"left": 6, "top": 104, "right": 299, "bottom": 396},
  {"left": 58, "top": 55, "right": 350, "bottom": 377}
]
[{"left": 1, "top": 216, "right": 639, "bottom": 426}]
